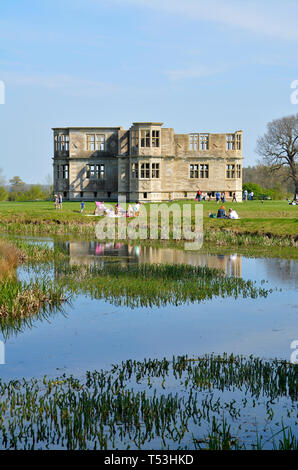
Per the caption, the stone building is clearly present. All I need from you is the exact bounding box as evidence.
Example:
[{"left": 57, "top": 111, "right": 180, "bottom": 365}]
[{"left": 53, "top": 122, "right": 243, "bottom": 202}]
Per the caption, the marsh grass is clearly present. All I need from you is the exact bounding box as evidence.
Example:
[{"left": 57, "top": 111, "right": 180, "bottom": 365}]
[
  {"left": 56, "top": 262, "right": 272, "bottom": 308},
  {"left": 0, "top": 279, "right": 68, "bottom": 319},
  {"left": 0, "top": 353, "right": 296, "bottom": 450},
  {"left": 0, "top": 240, "right": 19, "bottom": 279}
]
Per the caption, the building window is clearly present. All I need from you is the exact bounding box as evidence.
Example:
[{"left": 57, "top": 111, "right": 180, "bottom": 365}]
[
  {"left": 64, "top": 191, "right": 67, "bottom": 198},
  {"left": 190, "top": 134, "right": 199, "bottom": 151},
  {"left": 107, "top": 192, "right": 111, "bottom": 198},
  {"left": 226, "top": 134, "right": 236, "bottom": 150},
  {"left": 97, "top": 164, "right": 105, "bottom": 179},
  {"left": 152, "top": 130, "right": 160, "bottom": 148},
  {"left": 87, "top": 134, "right": 105, "bottom": 151},
  {"left": 190, "top": 164, "right": 199, "bottom": 178},
  {"left": 140, "top": 130, "right": 150, "bottom": 148},
  {"left": 131, "top": 163, "right": 139, "bottom": 179},
  {"left": 151, "top": 163, "right": 160, "bottom": 178},
  {"left": 226, "top": 164, "right": 235, "bottom": 178},
  {"left": 140, "top": 163, "right": 150, "bottom": 178},
  {"left": 56, "top": 135, "right": 69, "bottom": 152},
  {"left": 236, "top": 164, "right": 242, "bottom": 178},
  {"left": 94, "top": 192, "right": 97, "bottom": 198},
  {"left": 86, "top": 164, "right": 105, "bottom": 179},
  {"left": 236, "top": 134, "right": 241, "bottom": 150},
  {"left": 143, "top": 192, "right": 148, "bottom": 199},
  {"left": 200, "top": 134, "right": 209, "bottom": 150},
  {"left": 57, "top": 166, "right": 60, "bottom": 179},
  {"left": 62, "top": 164, "right": 69, "bottom": 179},
  {"left": 80, "top": 191, "right": 84, "bottom": 198},
  {"left": 200, "top": 164, "right": 209, "bottom": 178},
  {"left": 190, "top": 133, "right": 209, "bottom": 151},
  {"left": 131, "top": 130, "right": 139, "bottom": 148}
]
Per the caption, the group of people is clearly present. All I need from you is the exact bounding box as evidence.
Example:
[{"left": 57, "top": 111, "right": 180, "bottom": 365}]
[
  {"left": 243, "top": 189, "right": 254, "bottom": 201},
  {"left": 54, "top": 194, "right": 63, "bottom": 209},
  {"left": 210, "top": 206, "right": 239, "bottom": 219},
  {"left": 91, "top": 201, "right": 142, "bottom": 218},
  {"left": 195, "top": 190, "right": 237, "bottom": 203}
]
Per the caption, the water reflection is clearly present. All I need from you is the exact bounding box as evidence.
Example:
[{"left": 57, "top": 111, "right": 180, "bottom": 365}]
[{"left": 56, "top": 241, "right": 242, "bottom": 277}]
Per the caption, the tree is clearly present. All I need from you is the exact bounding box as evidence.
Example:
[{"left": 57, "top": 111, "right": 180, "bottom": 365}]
[
  {"left": 0, "top": 168, "right": 5, "bottom": 187},
  {"left": 256, "top": 114, "right": 298, "bottom": 198},
  {"left": 0, "top": 186, "right": 8, "bottom": 201},
  {"left": 9, "top": 176, "right": 26, "bottom": 193}
]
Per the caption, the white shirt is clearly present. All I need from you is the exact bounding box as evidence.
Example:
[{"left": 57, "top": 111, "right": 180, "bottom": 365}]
[{"left": 229, "top": 210, "right": 239, "bottom": 219}]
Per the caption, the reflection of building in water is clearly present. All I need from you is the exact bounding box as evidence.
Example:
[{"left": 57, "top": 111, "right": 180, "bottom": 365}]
[
  {"left": 262, "top": 259, "right": 297, "bottom": 286},
  {"left": 136, "top": 247, "right": 242, "bottom": 277},
  {"left": 55, "top": 241, "right": 242, "bottom": 277}
]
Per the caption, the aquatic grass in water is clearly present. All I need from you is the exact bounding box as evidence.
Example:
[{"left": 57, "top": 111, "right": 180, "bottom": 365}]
[
  {"left": 0, "top": 354, "right": 296, "bottom": 450},
  {"left": 0, "top": 278, "right": 68, "bottom": 319},
  {"left": 57, "top": 263, "right": 272, "bottom": 308}
]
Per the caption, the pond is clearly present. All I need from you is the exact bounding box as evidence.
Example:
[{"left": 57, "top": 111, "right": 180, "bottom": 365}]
[{"left": 0, "top": 237, "right": 297, "bottom": 382}]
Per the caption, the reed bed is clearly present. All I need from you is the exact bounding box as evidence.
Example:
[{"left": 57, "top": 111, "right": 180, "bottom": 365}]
[
  {"left": 57, "top": 262, "right": 272, "bottom": 308},
  {"left": 0, "top": 279, "right": 68, "bottom": 319},
  {"left": 0, "top": 240, "right": 19, "bottom": 279},
  {"left": 0, "top": 353, "right": 296, "bottom": 450}
]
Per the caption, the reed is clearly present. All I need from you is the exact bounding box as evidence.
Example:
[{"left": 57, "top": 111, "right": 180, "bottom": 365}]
[{"left": 0, "top": 353, "right": 296, "bottom": 450}]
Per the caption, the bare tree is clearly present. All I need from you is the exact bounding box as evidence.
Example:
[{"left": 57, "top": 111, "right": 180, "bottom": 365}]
[
  {"left": 0, "top": 168, "right": 6, "bottom": 187},
  {"left": 256, "top": 114, "right": 298, "bottom": 198}
]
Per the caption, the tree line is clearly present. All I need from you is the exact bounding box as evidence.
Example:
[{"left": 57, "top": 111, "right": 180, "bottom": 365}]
[{"left": 0, "top": 174, "right": 53, "bottom": 202}]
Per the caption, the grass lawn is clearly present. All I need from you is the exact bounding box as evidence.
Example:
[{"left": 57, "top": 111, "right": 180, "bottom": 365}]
[{"left": 0, "top": 200, "right": 297, "bottom": 241}]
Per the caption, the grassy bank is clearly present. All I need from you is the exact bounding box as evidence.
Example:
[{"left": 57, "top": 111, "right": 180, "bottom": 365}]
[{"left": 0, "top": 200, "right": 296, "bottom": 246}]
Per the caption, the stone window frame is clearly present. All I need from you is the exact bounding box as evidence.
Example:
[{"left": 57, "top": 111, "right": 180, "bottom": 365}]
[
  {"left": 131, "top": 163, "right": 139, "bottom": 179},
  {"left": 226, "top": 163, "right": 236, "bottom": 179},
  {"left": 189, "top": 133, "right": 209, "bottom": 151},
  {"left": 140, "top": 130, "right": 151, "bottom": 148},
  {"left": 86, "top": 164, "right": 105, "bottom": 180},
  {"left": 151, "top": 163, "right": 160, "bottom": 179},
  {"left": 236, "top": 134, "right": 242, "bottom": 150},
  {"left": 152, "top": 130, "right": 160, "bottom": 148},
  {"left": 199, "top": 163, "right": 209, "bottom": 178},
  {"left": 140, "top": 162, "right": 150, "bottom": 179},
  {"left": 236, "top": 164, "right": 242, "bottom": 179},
  {"left": 62, "top": 164, "right": 69, "bottom": 180},
  {"left": 190, "top": 164, "right": 199, "bottom": 179},
  {"left": 55, "top": 134, "right": 69, "bottom": 152},
  {"left": 131, "top": 130, "right": 139, "bottom": 149},
  {"left": 86, "top": 134, "right": 105, "bottom": 152},
  {"left": 226, "top": 134, "right": 236, "bottom": 151}
]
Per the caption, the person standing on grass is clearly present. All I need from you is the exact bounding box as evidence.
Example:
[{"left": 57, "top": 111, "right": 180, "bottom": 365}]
[
  {"left": 81, "top": 201, "right": 85, "bottom": 213},
  {"left": 54, "top": 194, "right": 58, "bottom": 210},
  {"left": 58, "top": 194, "right": 63, "bottom": 209},
  {"left": 232, "top": 192, "right": 237, "bottom": 203},
  {"left": 221, "top": 192, "right": 226, "bottom": 203},
  {"left": 216, "top": 191, "right": 220, "bottom": 203}
]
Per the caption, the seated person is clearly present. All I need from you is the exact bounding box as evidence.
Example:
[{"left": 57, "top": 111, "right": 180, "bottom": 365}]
[
  {"left": 228, "top": 208, "right": 239, "bottom": 219},
  {"left": 217, "top": 206, "right": 226, "bottom": 219}
]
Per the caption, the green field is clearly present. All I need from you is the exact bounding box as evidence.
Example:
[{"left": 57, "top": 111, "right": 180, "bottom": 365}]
[{"left": 0, "top": 200, "right": 297, "bottom": 243}]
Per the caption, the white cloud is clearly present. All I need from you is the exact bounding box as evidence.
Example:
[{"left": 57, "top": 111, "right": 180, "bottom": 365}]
[
  {"left": 164, "top": 65, "right": 220, "bottom": 81},
  {"left": 110, "top": 0, "right": 298, "bottom": 41},
  {"left": 2, "top": 72, "right": 118, "bottom": 97}
]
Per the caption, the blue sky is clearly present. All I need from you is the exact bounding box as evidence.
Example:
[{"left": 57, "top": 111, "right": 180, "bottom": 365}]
[{"left": 0, "top": 0, "right": 298, "bottom": 183}]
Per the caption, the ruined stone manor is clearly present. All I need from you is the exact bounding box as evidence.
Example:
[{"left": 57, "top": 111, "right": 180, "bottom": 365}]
[{"left": 52, "top": 122, "right": 243, "bottom": 202}]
